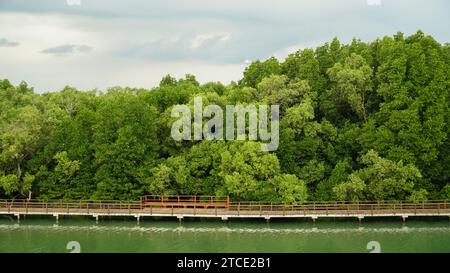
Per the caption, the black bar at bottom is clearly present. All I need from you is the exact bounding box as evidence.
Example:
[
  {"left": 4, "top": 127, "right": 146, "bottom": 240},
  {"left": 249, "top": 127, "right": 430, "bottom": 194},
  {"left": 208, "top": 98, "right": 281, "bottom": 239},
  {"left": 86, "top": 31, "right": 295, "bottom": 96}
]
[{"left": 0, "top": 253, "right": 448, "bottom": 272}]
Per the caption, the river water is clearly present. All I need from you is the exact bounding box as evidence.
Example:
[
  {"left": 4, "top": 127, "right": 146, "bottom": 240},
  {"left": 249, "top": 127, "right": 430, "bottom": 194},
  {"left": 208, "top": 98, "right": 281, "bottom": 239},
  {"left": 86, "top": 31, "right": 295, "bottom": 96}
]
[{"left": 0, "top": 216, "right": 449, "bottom": 253}]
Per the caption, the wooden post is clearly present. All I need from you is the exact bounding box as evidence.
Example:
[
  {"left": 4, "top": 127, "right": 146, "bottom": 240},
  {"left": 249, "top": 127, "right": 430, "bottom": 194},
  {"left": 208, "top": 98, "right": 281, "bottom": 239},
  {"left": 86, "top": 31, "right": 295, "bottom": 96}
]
[
  {"left": 25, "top": 201, "right": 28, "bottom": 214},
  {"left": 128, "top": 204, "right": 131, "bottom": 214},
  {"left": 171, "top": 205, "right": 174, "bottom": 216},
  {"left": 259, "top": 204, "right": 262, "bottom": 216},
  {"left": 237, "top": 202, "right": 240, "bottom": 216},
  {"left": 87, "top": 203, "right": 89, "bottom": 214}
]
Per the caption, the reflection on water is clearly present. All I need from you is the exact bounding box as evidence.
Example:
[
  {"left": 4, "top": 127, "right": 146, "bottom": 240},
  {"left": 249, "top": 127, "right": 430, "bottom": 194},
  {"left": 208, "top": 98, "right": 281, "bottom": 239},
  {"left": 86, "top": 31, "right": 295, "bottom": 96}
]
[{"left": 0, "top": 217, "right": 449, "bottom": 253}]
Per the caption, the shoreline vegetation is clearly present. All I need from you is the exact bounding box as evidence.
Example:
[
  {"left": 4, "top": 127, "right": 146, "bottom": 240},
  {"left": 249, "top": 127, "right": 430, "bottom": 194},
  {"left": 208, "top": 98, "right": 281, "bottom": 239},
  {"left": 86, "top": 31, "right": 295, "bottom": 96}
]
[{"left": 1, "top": 30, "right": 450, "bottom": 204}]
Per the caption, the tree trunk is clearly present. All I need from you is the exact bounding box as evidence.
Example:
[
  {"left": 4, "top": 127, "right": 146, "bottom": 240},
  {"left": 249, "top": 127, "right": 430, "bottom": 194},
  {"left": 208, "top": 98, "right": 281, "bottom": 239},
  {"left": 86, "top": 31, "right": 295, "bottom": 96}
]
[
  {"left": 16, "top": 161, "right": 25, "bottom": 197},
  {"left": 17, "top": 161, "right": 22, "bottom": 179}
]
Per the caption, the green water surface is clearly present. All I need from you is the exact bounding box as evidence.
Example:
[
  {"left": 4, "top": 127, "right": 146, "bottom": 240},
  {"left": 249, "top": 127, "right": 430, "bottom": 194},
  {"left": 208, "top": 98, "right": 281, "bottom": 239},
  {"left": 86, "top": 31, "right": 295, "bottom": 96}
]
[{"left": 0, "top": 216, "right": 449, "bottom": 253}]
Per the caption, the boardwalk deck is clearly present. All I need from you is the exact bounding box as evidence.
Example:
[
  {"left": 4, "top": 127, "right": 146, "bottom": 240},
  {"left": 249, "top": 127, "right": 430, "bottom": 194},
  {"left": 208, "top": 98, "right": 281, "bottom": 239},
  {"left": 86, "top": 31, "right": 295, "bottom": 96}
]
[{"left": 0, "top": 199, "right": 449, "bottom": 222}]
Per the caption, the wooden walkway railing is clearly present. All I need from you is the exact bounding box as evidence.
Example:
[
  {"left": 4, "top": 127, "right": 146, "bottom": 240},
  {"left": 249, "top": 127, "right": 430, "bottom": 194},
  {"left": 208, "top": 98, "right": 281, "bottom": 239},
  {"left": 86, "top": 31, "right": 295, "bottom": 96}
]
[
  {"left": 141, "top": 195, "right": 229, "bottom": 208},
  {"left": 227, "top": 200, "right": 450, "bottom": 217},
  {"left": 0, "top": 199, "right": 449, "bottom": 220}
]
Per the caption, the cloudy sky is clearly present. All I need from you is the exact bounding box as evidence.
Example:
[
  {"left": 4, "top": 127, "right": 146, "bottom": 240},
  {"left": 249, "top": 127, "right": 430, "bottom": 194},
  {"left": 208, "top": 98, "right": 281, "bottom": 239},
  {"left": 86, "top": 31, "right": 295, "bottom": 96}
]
[{"left": 0, "top": 0, "right": 449, "bottom": 93}]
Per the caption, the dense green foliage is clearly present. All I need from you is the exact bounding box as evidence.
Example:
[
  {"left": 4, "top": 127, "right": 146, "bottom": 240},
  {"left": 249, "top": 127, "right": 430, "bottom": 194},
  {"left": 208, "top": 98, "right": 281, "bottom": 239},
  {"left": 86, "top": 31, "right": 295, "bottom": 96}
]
[{"left": 1, "top": 31, "right": 449, "bottom": 202}]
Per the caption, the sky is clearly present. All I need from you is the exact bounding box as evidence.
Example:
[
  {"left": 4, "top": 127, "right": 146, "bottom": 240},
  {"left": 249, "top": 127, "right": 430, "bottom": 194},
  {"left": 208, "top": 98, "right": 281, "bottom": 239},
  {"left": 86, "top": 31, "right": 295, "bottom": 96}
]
[{"left": 0, "top": 0, "right": 449, "bottom": 93}]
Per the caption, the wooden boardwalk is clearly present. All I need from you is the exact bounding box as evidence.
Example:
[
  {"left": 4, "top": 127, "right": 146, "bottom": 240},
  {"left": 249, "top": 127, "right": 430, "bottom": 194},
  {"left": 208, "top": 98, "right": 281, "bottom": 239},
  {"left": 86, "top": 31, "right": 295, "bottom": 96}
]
[{"left": 1, "top": 199, "right": 449, "bottom": 222}]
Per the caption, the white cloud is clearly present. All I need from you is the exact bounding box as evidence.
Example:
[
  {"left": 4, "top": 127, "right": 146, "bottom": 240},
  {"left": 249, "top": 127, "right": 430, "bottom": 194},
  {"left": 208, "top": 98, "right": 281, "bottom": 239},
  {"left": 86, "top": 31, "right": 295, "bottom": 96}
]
[{"left": 190, "top": 33, "right": 231, "bottom": 49}]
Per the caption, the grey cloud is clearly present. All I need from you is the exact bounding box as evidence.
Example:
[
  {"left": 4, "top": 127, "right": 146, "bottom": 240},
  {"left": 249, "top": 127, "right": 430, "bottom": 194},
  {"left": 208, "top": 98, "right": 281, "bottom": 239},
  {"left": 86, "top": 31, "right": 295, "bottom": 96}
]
[
  {"left": 0, "top": 38, "right": 19, "bottom": 47},
  {"left": 0, "top": 0, "right": 273, "bottom": 24},
  {"left": 3, "top": 0, "right": 450, "bottom": 63},
  {"left": 41, "top": 44, "right": 93, "bottom": 55},
  {"left": 1, "top": 0, "right": 450, "bottom": 92},
  {"left": 76, "top": 45, "right": 93, "bottom": 52},
  {"left": 120, "top": 33, "right": 236, "bottom": 63}
]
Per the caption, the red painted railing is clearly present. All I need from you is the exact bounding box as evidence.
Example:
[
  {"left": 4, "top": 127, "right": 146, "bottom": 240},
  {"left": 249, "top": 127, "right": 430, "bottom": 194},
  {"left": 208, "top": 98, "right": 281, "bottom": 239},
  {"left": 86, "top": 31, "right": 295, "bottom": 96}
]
[{"left": 140, "top": 195, "right": 230, "bottom": 209}]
